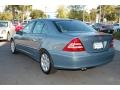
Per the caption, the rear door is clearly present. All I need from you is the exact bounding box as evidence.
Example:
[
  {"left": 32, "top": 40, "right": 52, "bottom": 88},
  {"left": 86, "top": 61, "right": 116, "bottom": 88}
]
[
  {"left": 29, "top": 20, "right": 48, "bottom": 61},
  {"left": 15, "top": 21, "right": 36, "bottom": 54}
]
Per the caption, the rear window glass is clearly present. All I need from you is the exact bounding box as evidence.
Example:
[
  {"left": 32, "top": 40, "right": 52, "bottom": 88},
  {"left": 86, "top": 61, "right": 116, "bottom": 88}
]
[
  {"left": 0, "top": 22, "right": 8, "bottom": 27},
  {"left": 113, "top": 24, "right": 119, "bottom": 26},
  {"left": 53, "top": 20, "right": 95, "bottom": 32},
  {"left": 94, "top": 23, "right": 104, "bottom": 26}
]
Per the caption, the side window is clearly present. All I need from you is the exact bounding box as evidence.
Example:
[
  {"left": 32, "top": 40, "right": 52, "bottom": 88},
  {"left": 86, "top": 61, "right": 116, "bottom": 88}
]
[
  {"left": 41, "top": 24, "right": 48, "bottom": 34},
  {"left": 33, "top": 21, "right": 44, "bottom": 34},
  {"left": 23, "top": 21, "right": 35, "bottom": 34}
]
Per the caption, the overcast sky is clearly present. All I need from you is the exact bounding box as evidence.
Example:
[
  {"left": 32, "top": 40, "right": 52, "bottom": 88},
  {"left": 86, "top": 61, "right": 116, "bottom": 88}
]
[{"left": 32, "top": 5, "right": 98, "bottom": 13}]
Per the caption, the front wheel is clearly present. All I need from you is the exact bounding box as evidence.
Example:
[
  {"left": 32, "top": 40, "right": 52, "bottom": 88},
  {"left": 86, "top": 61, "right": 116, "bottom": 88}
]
[
  {"left": 10, "top": 40, "right": 17, "bottom": 54},
  {"left": 40, "top": 50, "right": 56, "bottom": 74}
]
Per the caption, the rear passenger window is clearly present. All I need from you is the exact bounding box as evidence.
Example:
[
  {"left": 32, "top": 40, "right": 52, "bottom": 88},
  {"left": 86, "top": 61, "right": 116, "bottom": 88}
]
[
  {"left": 22, "top": 21, "right": 35, "bottom": 34},
  {"left": 41, "top": 24, "right": 48, "bottom": 34},
  {"left": 33, "top": 21, "right": 44, "bottom": 34}
]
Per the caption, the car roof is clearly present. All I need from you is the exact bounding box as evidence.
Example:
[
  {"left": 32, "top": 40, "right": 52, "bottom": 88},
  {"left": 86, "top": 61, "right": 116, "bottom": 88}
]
[
  {"left": 31, "top": 18, "right": 76, "bottom": 22},
  {"left": 0, "top": 20, "right": 10, "bottom": 22}
]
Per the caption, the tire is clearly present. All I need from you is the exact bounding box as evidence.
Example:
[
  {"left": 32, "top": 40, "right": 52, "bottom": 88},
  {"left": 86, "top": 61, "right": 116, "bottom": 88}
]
[
  {"left": 7, "top": 32, "right": 11, "bottom": 41},
  {"left": 40, "top": 50, "right": 56, "bottom": 74},
  {"left": 10, "top": 40, "right": 17, "bottom": 54}
]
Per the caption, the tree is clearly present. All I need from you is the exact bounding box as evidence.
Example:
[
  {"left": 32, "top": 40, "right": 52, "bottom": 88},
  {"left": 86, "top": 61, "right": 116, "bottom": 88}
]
[
  {"left": 56, "top": 5, "right": 68, "bottom": 18},
  {"left": 68, "top": 5, "right": 90, "bottom": 21},
  {"left": 19, "top": 5, "right": 32, "bottom": 21},
  {"left": 68, "top": 5, "right": 83, "bottom": 20},
  {"left": 90, "top": 9, "right": 96, "bottom": 22},
  {"left": 30, "top": 9, "right": 46, "bottom": 19},
  {"left": 5, "top": 5, "right": 21, "bottom": 20},
  {"left": 5, "top": 5, "right": 32, "bottom": 21},
  {"left": 83, "top": 11, "right": 90, "bottom": 22},
  {"left": 0, "top": 12, "right": 13, "bottom": 20},
  {"left": 115, "top": 5, "right": 120, "bottom": 23},
  {"left": 97, "top": 5, "right": 117, "bottom": 22}
]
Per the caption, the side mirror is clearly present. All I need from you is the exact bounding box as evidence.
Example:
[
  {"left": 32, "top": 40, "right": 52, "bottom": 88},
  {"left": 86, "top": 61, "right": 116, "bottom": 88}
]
[{"left": 16, "top": 30, "right": 23, "bottom": 35}]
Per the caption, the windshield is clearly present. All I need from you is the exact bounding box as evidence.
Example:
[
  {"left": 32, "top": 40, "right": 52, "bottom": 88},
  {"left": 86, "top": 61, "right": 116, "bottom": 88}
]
[
  {"left": 0, "top": 22, "right": 8, "bottom": 27},
  {"left": 94, "top": 23, "right": 105, "bottom": 26},
  {"left": 113, "top": 24, "right": 119, "bottom": 26},
  {"left": 53, "top": 20, "right": 95, "bottom": 32}
]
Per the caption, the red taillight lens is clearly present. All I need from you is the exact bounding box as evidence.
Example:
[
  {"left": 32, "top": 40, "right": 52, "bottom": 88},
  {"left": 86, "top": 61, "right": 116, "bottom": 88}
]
[
  {"left": 63, "top": 38, "right": 85, "bottom": 52},
  {"left": 110, "top": 36, "right": 114, "bottom": 48}
]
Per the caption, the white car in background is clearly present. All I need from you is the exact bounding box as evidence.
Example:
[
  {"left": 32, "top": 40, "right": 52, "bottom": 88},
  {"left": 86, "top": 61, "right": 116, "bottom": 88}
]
[
  {"left": 113, "top": 23, "right": 120, "bottom": 32},
  {"left": 0, "top": 20, "right": 15, "bottom": 41}
]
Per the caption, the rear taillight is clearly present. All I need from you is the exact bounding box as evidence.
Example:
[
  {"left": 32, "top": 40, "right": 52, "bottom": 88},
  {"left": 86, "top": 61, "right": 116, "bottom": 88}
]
[
  {"left": 110, "top": 36, "right": 114, "bottom": 48},
  {"left": 63, "top": 38, "right": 85, "bottom": 52}
]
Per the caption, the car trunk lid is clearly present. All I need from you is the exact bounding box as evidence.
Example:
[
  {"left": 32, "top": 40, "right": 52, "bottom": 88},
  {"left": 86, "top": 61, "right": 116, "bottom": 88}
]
[{"left": 63, "top": 31, "right": 113, "bottom": 53}]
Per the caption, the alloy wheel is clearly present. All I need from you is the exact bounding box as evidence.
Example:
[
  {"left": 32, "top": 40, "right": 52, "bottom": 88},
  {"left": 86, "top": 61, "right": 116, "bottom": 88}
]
[
  {"left": 41, "top": 53, "right": 50, "bottom": 72},
  {"left": 11, "top": 41, "right": 15, "bottom": 53}
]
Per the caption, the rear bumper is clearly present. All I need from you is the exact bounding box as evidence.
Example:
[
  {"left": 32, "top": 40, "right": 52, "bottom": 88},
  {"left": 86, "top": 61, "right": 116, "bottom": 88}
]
[{"left": 50, "top": 48, "right": 114, "bottom": 69}]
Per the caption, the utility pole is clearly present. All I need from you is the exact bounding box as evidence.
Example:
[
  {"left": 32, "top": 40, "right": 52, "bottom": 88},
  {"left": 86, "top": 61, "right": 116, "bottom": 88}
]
[
  {"left": 115, "top": 6, "right": 120, "bottom": 23},
  {"left": 82, "top": 5, "right": 86, "bottom": 22},
  {"left": 12, "top": 6, "right": 15, "bottom": 20},
  {"left": 99, "top": 5, "right": 101, "bottom": 23},
  {"left": 22, "top": 5, "right": 25, "bottom": 22}
]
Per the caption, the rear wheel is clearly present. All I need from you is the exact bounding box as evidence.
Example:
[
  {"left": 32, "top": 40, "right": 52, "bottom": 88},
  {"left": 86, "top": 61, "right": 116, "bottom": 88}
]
[
  {"left": 10, "top": 40, "right": 17, "bottom": 54},
  {"left": 40, "top": 50, "right": 56, "bottom": 74}
]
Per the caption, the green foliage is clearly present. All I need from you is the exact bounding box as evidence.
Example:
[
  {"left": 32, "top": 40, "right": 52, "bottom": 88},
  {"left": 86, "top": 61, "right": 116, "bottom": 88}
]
[
  {"left": 68, "top": 5, "right": 90, "bottom": 21},
  {"left": 113, "top": 32, "right": 120, "bottom": 40},
  {"left": 90, "top": 9, "right": 96, "bottom": 22},
  {"left": 56, "top": 5, "right": 68, "bottom": 18},
  {"left": 0, "top": 12, "right": 13, "bottom": 20},
  {"left": 97, "top": 5, "right": 117, "bottom": 21},
  {"left": 84, "top": 11, "right": 90, "bottom": 22},
  {"left": 30, "top": 9, "right": 46, "bottom": 19},
  {"left": 5, "top": 5, "right": 32, "bottom": 20},
  {"left": 5, "top": 5, "right": 32, "bottom": 12}
]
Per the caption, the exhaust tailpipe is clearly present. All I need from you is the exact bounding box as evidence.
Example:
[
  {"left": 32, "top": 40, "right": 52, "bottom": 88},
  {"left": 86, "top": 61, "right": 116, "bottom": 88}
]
[{"left": 81, "top": 68, "right": 87, "bottom": 71}]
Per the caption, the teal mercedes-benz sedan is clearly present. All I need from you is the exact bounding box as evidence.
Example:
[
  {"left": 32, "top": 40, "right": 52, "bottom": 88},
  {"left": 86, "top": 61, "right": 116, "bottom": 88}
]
[{"left": 10, "top": 19, "right": 114, "bottom": 74}]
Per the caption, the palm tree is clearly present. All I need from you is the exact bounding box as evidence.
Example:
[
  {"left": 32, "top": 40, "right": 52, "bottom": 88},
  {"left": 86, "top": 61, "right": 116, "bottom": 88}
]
[
  {"left": 20, "top": 5, "right": 32, "bottom": 21},
  {"left": 5, "top": 5, "right": 20, "bottom": 20}
]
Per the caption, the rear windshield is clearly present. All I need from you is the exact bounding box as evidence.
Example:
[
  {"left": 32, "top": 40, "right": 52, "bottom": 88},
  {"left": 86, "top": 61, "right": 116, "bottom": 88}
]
[
  {"left": 0, "top": 22, "right": 8, "bottom": 27},
  {"left": 53, "top": 20, "right": 95, "bottom": 32}
]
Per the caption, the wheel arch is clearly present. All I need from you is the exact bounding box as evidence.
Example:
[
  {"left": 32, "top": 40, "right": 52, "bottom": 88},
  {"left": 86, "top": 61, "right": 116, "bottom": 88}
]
[
  {"left": 39, "top": 48, "right": 54, "bottom": 64},
  {"left": 10, "top": 37, "right": 14, "bottom": 41},
  {"left": 39, "top": 48, "right": 56, "bottom": 74},
  {"left": 39, "top": 48, "right": 50, "bottom": 54}
]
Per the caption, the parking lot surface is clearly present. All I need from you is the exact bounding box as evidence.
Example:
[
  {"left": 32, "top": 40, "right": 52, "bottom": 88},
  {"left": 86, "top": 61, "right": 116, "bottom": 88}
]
[{"left": 0, "top": 41, "right": 120, "bottom": 85}]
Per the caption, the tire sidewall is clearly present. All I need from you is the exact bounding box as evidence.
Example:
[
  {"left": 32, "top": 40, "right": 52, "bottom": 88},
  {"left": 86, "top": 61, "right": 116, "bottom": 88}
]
[
  {"left": 7, "top": 33, "right": 11, "bottom": 41},
  {"left": 10, "top": 40, "right": 16, "bottom": 54},
  {"left": 40, "top": 50, "right": 53, "bottom": 74}
]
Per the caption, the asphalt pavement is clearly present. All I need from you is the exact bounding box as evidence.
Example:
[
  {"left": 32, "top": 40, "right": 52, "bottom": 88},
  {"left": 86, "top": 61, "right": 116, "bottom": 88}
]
[{"left": 0, "top": 40, "right": 120, "bottom": 85}]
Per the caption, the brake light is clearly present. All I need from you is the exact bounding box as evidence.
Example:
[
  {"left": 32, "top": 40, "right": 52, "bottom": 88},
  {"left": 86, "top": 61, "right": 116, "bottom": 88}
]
[{"left": 63, "top": 38, "right": 85, "bottom": 52}]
